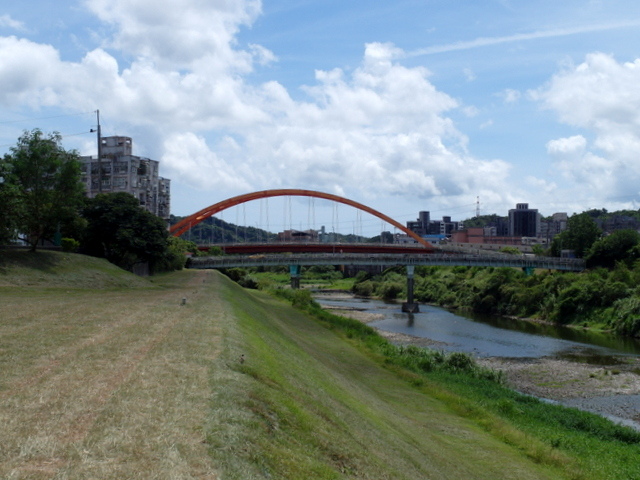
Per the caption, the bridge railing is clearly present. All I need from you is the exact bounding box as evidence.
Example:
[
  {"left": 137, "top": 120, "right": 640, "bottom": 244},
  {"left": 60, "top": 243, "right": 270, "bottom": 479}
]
[{"left": 188, "top": 253, "right": 585, "bottom": 272}]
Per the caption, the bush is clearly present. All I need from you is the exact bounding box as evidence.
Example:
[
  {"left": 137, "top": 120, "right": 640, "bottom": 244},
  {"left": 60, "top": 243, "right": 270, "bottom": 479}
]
[
  {"left": 61, "top": 237, "right": 79, "bottom": 252},
  {"left": 223, "top": 268, "right": 247, "bottom": 282},
  {"left": 445, "top": 352, "right": 475, "bottom": 371},
  {"left": 238, "top": 276, "right": 259, "bottom": 289},
  {"left": 379, "top": 282, "right": 404, "bottom": 300},
  {"left": 352, "top": 280, "right": 374, "bottom": 297},
  {"left": 610, "top": 296, "right": 640, "bottom": 336}
]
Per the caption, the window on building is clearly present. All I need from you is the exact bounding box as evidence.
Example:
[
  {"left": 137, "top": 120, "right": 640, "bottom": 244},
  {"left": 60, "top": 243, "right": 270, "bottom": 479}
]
[
  {"left": 113, "top": 177, "right": 127, "bottom": 188},
  {"left": 114, "top": 162, "right": 128, "bottom": 174}
]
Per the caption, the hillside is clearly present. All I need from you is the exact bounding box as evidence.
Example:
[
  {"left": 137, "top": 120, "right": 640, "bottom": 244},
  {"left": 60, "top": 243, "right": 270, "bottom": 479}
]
[{"left": 0, "top": 249, "right": 152, "bottom": 288}]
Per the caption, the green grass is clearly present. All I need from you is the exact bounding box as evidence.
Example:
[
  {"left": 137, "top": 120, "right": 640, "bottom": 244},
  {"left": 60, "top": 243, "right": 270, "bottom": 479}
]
[
  {"left": 254, "top": 287, "right": 640, "bottom": 480},
  {"left": 210, "top": 281, "right": 568, "bottom": 479},
  {"left": 0, "top": 249, "right": 152, "bottom": 288},
  {"left": 427, "top": 373, "right": 640, "bottom": 480}
]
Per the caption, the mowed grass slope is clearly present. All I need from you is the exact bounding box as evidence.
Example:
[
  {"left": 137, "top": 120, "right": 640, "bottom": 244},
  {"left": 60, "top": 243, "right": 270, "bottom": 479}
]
[
  {"left": 0, "top": 251, "right": 218, "bottom": 478},
  {"left": 1, "top": 251, "right": 565, "bottom": 479}
]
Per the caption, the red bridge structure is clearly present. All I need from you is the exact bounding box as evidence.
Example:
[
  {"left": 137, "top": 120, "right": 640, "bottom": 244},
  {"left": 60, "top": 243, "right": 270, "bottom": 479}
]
[
  {"left": 169, "top": 188, "right": 435, "bottom": 252},
  {"left": 171, "top": 189, "right": 584, "bottom": 313}
]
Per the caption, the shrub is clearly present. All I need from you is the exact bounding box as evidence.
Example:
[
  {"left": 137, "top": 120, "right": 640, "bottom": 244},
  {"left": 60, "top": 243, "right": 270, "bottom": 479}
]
[
  {"left": 352, "top": 280, "right": 374, "bottom": 297},
  {"left": 223, "top": 268, "right": 247, "bottom": 282},
  {"left": 379, "top": 282, "right": 404, "bottom": 300},
  {"left": 61, "top": 237, "right": 79, "bottom": 252},
  {"left": 610, "top": 296, "right": 640, "bottom": 336},
  {"left": 238, "top": 276, "right": 259, "bottom": 289}
]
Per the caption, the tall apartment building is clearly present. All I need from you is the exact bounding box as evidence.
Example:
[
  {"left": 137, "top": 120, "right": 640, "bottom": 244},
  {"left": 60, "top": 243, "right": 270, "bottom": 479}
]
[
  {"left": 80, "top": 136, "right": 170, "bottom": 220},
  {"left": 508, "top": 203, "right": 540, "bottom": 237},
  {"left": 540, "top": 212, "right": 568, "bottom": 241},
  {"left": 407, "top": 211, "right": 460, "bottom": 236}
]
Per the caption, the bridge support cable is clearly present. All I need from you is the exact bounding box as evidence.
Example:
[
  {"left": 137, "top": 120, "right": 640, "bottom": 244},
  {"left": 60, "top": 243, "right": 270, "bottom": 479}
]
[
  {"left": 243, "top": 204, "right": 247, "bottom": 243},
  {"left": 266, "top": 198, "right": 270, "bottom": 242},
  {"left": 235, "top": 207, "right": 239, "bottom": 243},
  {"left": 220, "top": 212, "right": 226, "bottom": 244}
]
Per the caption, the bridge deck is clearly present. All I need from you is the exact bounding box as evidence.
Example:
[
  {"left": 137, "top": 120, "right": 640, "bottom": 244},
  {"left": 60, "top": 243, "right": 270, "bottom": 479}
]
[
  {"left": 197, "top": 242, "right": 433, "bottom": 254},
  {"left": 188, "top": 253, "right": 585, "bottom": 271}
]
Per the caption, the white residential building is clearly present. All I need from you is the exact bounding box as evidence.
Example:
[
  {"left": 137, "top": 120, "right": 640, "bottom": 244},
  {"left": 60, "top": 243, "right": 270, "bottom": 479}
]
[{"left": 80, "top": 136, "right": 170, "bottom": 220}]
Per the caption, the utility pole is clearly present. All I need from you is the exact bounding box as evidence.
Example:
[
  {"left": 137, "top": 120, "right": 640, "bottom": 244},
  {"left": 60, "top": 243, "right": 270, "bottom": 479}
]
[
  {"left": 96, "top": 110, "right": 102, "bottom": 193},
  {"left": 90, "top": 110, "right": 102, "bottom": 193}
]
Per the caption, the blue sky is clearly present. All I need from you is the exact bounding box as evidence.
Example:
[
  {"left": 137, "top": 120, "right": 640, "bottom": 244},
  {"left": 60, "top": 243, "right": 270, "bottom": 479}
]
[{"left": 3, "top": 1, "right": 640, "bottom": 235}]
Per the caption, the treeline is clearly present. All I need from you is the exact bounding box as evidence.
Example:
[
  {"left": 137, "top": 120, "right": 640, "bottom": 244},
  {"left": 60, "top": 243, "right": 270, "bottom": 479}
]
[
  {"left": 169, "top": 214, "right": 385, "bottom": 245},
  {"left": 171, "top": 215, "right": 277, "bottom": 244},
  {"left": 0, "top": 129, "right": 193, "bottom": 274}
]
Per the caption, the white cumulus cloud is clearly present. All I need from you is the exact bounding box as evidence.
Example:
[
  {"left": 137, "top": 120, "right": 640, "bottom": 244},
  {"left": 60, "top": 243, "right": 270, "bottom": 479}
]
[
  {"left": 535, "top": 52, "right": 640, "bottom": 204},
  {"left": 0, "top": 2, "right": 516, "bottom": 213}
]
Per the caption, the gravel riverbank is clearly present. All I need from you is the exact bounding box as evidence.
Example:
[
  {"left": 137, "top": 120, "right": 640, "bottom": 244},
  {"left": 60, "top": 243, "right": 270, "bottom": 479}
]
[{"left": 322, "top": 303, "right": 640, "bottom": 429}]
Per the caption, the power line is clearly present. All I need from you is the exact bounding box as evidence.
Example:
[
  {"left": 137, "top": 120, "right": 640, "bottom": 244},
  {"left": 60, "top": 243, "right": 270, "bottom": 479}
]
[
  {"left": 0, "top": 129, "right": 94, "bottom": 149},
  {"left": 0, "top": 110, "right": 96, "bottom": 126}
]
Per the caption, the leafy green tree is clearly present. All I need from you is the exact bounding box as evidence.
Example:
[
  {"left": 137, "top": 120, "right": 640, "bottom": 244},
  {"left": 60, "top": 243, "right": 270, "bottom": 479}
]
[
  {"left": 152, "top": 236, "right": 194, "bottom": 272},
  {"left": 460, "top": 214, "right": 506, "bottom": 228},
  {"left": 3, "top": 129, "right": 86, "bottom": 250},
  {"left": 0, "top": 158, "right": 22, "bottom": 244},
  {"left": 550, "top": 213, "right": 601, "bottom": 258},
  {"left": 585, "top": 229, "right": 640, "bottom": 269},
  {"left": 82, "top": 192, "right": 170, "bottom": 273}
]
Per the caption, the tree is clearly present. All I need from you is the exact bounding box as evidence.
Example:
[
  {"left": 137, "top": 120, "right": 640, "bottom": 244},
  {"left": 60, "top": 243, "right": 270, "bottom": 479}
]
[
  {"left": 550, "top": 213, "right": 601, "bottom": 258},
  {"left": 3, "top": 129, "right": 85, "bottom": 251},
  {"left": 82, "top": 192, "right": 170, "bottom": 273},
  {"left": 585, "top": 229, "right": 640, "bottom": 269},
  {"left": 0, "top": 158, "right": 22, "bottom": 244}
]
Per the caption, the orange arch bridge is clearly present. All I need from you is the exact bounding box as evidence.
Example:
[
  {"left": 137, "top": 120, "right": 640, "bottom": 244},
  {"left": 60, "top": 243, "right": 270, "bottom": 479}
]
[{"left": 169, "top": 189, "right": 435, "bottom": 251}]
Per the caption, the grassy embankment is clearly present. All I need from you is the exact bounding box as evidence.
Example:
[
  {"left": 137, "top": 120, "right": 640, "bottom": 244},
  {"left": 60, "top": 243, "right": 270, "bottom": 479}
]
[{"left": 1, "top": 250, "right": 639, "bottom": 479}]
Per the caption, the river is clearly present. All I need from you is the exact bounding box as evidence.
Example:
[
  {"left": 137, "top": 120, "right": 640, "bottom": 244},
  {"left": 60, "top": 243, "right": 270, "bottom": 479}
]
[{"left": 314, "top": 292, "right": 640, "bottom": 430}]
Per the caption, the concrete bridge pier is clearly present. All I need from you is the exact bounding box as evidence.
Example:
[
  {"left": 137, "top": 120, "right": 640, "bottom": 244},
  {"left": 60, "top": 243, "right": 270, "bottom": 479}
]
[
  {"left": 402, "top": 265, "right": 420, "bottom": 313},
  {"left": 289, "top": 265, "right": 301, "bottom": 289}
]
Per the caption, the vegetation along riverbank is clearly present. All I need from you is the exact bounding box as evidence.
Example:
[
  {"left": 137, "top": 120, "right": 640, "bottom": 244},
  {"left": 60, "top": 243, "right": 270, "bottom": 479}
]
[
  {"left": 350, "top": 260, "right": 640, "bottom": 337},
  {"left": 2, "top": 250, "right": 640, "bottom": 479}
]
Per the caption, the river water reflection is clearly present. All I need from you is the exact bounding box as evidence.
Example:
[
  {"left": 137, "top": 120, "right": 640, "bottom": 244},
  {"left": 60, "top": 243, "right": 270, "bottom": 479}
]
[{"left": 314, "top": 293, "right": 640, "bottom": 361}]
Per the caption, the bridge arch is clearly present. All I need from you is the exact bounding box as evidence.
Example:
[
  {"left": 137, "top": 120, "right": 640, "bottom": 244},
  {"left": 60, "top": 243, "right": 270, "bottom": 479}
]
[{"left": 170, "top": 189, "right": 434, "bottom": 251}]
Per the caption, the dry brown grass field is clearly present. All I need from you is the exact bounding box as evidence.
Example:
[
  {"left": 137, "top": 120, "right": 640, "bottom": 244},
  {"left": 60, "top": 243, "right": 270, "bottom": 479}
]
[{"left": 0, "top": 252, "right": 220, "bottom": 479}]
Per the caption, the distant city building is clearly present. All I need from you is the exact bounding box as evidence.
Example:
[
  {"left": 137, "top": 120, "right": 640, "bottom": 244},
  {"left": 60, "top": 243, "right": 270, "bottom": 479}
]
[
  {"left": 450, "top": 228, "right": 527, "bottom": 247},
  {"left": 540, "top": 212, "right": 568, "bottom": 241},
  {"left": 407, "top": 211, "right": 460, "bottom": 237},
  {"left": 483, "top": 218, "right": 510, "bottom": 236},
  {"left": 594, "top": 215, "right": 640, "bottom": 234},
  {"left": 277, "top": 229, "right": 319, "bottom": 242},
  {"left": 80, "top": 136, "right": 170, "bottom": 220},
  {"left": 394, "top": 233, "right": 448, "bottom": 245},
  {"left": 508, "top": 203, "right": 540, "bottom": 237}
]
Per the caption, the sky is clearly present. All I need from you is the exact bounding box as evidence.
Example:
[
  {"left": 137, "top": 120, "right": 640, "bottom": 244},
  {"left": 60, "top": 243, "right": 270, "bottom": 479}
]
[{"left": 3, "top": 0, "right": 640, "bottom": 236}]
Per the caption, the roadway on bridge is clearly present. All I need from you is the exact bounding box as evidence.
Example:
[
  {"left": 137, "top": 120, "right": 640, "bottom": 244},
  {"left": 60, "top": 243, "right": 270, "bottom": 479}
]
[{"left": 188, "top": 252, "right": 585, "bottom": 271}]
